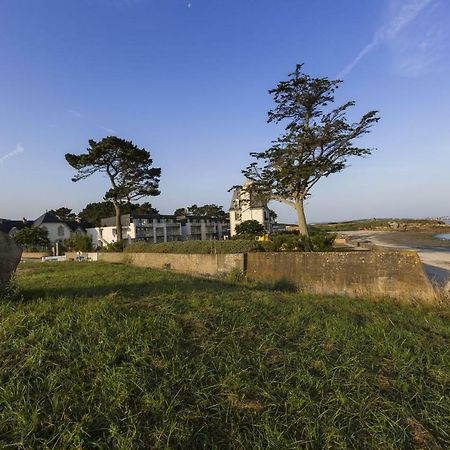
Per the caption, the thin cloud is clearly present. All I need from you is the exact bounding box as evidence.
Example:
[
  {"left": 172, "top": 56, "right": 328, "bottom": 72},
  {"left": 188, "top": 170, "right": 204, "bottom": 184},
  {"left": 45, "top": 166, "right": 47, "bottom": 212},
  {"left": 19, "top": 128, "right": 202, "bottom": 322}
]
[
  {"left": 67, "top": 109, "right": 82, "bottom": 118},
  {"left": 0, "top": 143, "right": 25, "bottom": 166},
  {"left": 67, "top": 110, "right": 117, "bottom": 136},
  {"left": 337, "top": 0, "right": 434, "bottom": 78},
  {"left": 100, "top": 126, "right": 117, "bottom": 135}
]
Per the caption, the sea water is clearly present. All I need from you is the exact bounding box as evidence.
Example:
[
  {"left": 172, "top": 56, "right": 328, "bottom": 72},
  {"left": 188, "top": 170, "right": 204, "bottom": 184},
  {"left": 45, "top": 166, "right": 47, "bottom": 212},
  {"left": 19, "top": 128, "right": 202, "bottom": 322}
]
[
  {"left": 435, "top": 234, "right": 450, "bottom": 241},
  {"left": 435, "top": 219, "right": 450, "bottom": 240}
]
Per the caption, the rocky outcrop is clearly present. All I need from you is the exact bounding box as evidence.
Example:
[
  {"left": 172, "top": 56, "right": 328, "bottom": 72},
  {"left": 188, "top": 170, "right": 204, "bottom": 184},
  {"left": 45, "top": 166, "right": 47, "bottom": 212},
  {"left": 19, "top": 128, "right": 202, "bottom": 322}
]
[{"left": 0, "top": 231, "right": 22, "bottom": 285}]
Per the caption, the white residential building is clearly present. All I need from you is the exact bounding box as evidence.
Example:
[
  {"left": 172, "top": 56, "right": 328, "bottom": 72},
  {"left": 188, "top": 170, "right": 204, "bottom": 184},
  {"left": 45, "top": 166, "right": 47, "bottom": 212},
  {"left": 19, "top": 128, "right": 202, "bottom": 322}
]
[
  {"left": 229, "top": 182, "right": 273, "bottom": 236},
  {"left": 1, "top": 212, "right": 88, "bottom": 253},
  {"left": 33, "top": 212, "right": 86, "bottom": 246},
  {"left": 87, "top": 214, "right": 229, "bottom": 248}
]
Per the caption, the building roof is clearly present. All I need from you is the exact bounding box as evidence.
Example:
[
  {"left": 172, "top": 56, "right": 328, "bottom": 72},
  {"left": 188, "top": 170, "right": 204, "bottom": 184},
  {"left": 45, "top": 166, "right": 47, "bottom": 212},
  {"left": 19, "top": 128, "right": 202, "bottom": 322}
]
[
  {"left": 31, "top": 212, "right": 87, "bottom": 231},
  {"left": 0, "top": 219, "right": 30, "bottom": 234},
  {"left": 33, "top": 212, "right": 63, "bottom": 227},
  {"left": 1, "top": 213, "right": 87, "bottom": 235}
]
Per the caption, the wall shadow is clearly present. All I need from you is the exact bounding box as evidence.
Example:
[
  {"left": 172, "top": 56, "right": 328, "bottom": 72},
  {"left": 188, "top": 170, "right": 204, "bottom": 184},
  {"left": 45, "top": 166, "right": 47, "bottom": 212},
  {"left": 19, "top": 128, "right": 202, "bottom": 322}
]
[{"left": 21, "top": 274, "right": 257, "bottom": 302}]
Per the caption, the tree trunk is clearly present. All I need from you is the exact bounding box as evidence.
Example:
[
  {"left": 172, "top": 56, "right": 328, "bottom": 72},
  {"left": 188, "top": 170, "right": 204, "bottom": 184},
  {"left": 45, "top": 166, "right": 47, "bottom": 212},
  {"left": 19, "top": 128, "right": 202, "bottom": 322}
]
[
  {"left": 113, "top": 200, "right": 123, "bottom": 242},
  {"left": 295, "top": 199, "right": 312, "bottom": 251},
  {"left": 295, "top": 200, "right": 309, "bottom": 237}
]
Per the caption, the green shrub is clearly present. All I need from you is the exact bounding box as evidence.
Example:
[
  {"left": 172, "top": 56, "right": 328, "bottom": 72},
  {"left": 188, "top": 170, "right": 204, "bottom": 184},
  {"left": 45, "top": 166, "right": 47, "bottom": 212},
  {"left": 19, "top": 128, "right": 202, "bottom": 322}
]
[
  {"left": 226, "top": 267, "right": 245, "bottom": 283},
  {"left": 311, "top": 232, "right": 336, "bottom": 251},
  {"left": 65, "top": 234, "right": 93, "bottom": 252},
  {"left": 125, "top": 240, "right": 272, "bottom": 254},
  {"left": 14, "top": 227, "right": 50, "bottom": 250},
  {"left": 123, "top": 233, "right": 335, "bottom": 255},
  {"left": 269, "top": 234, "right": 308, "bottom": 251},
  {"left": 268, "top": 231, "right": 336, "bottom": 252},
  {"left": 234, "top": 220, "right": 265, "bottom": 238}
]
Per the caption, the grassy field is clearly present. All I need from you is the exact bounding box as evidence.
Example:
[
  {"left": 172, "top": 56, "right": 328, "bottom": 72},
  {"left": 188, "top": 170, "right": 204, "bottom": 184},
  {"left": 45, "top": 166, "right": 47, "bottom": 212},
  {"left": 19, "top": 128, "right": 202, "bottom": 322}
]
[{"left": 1, "top": 262, "right": 449, "bottom": 449}]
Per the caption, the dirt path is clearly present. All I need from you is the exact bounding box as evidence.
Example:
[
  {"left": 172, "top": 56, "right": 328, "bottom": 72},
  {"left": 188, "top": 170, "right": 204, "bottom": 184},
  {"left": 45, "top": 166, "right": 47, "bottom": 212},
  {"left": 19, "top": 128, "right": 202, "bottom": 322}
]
[{"left": 340, "top": 231, "right": 450, "bottom": 290}]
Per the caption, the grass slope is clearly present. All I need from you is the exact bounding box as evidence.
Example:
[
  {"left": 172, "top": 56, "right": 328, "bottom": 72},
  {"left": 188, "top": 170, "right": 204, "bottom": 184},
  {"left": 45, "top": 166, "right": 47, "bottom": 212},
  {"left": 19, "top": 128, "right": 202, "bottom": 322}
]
[{"left": 0, "top": 262, "right": 449, "bottom": 449}]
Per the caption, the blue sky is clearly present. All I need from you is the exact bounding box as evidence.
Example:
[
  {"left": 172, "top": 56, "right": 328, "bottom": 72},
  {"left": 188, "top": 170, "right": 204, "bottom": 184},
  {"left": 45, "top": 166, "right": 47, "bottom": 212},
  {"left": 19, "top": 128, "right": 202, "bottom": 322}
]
[{"left": 1, "top": 0, "right": 449, "bottom": 223}]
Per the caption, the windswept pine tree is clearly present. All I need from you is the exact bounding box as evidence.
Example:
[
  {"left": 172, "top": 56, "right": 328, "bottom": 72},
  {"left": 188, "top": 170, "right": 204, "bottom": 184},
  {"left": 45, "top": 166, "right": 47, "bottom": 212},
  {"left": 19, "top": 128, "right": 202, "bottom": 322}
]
[
  {"left": 66, "top": 136, "right": 161, "bottom": 241},
  {"left": 239, "top": 64, "right": 379, "bottom": 245}
]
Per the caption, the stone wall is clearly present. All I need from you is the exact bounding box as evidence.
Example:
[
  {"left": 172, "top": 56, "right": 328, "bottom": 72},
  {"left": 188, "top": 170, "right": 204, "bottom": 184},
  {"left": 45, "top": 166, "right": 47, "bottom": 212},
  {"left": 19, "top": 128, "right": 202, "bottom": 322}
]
[
  {"left": 21, "top": 252, "right": 51, "bottom": 260},
  {"left": 66, "top": 250, "right": 437, "bottom": 302},
  {"left": 95, "top": 252, "right": 245, "bottom": 277},
  {"left": 246, "top": 251, "right": 436, "bottom": 303}
]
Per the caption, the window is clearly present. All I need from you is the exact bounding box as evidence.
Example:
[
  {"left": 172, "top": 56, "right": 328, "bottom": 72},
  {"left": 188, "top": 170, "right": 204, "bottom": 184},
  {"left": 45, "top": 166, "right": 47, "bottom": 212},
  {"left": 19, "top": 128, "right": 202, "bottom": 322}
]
[{"left": 57, "top": 226, "right": 65, "bottom": 237}]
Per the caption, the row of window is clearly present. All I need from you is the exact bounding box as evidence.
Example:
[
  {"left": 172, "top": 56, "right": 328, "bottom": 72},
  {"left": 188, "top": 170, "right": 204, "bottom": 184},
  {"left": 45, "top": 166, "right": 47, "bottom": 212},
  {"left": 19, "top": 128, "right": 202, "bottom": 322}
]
[{"left": 134, "top": 218, "right": 226, "bottom": 225}]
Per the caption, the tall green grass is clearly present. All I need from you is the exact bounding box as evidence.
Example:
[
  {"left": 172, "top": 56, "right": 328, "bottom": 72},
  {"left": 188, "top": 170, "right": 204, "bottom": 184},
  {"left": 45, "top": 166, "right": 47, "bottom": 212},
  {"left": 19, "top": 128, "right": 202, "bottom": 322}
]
[{"left": 0, "top": 262, "right": 449, "bottom": 449}]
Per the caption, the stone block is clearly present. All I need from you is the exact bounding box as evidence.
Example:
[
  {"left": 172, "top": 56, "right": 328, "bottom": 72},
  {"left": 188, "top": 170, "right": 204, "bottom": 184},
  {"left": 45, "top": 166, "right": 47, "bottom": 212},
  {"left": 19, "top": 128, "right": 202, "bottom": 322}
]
[{"left": 0, "top": 231, "right": 22, "bottom": 285}]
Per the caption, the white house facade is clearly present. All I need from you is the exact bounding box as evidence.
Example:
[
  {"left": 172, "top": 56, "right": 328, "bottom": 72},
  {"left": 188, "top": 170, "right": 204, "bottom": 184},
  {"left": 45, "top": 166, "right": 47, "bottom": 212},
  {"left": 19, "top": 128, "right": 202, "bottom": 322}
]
[
  {"left": 229, "top": 182, "right": 273, "bottom": 236},
  {"left": 32, "top": 212, "right": 87, "bottom": 246}
]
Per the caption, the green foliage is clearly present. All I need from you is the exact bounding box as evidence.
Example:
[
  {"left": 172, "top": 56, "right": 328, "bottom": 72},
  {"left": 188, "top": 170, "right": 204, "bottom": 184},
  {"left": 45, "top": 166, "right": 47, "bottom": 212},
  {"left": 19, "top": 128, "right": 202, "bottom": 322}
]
[
  {"left": 125, "top": 240, "right": 272, "bottom": 254},
  {"left": 14, "top": 226, "right": 50, "bottom": 250},
  {"left": 131, "top": 202, "right": 159, "bottom": 215},
  {"left": 2, "top": 262, "right": 449, "bottom": 448},
  {"left": 64, "top": 234, "right": 93, "bottom": 252},
  {"left": 174, "top": 207, "right": 187, "bottom": 216},
  {"left": 49, "top": 207, "right": 77, "bottom": 221},
  {"left": 174, "top": 204, "right": 227, "bottom": 219},
  {"left": 124, "top": 233, "right": 334, "bottom": 255},
  {"left": 78, "top": 201, "right": 159, "bottom": 227},
  {"left": 268, "top": 231, "right": 335, "bottom": 252},
  {"left": 79, "top": 201, "right": 116, "bottom": 226},
  {"left": 269, "top": 233, "right": 309, "bottom": 251},
  {"left": 311, "top": 232, "right": 336, "bottom": 251},
  {"left": 235, "top": 220, "right": 265, "bottom": 238},
  {"left": 65, "top": 136, "right": 161, "bottom": 203}
]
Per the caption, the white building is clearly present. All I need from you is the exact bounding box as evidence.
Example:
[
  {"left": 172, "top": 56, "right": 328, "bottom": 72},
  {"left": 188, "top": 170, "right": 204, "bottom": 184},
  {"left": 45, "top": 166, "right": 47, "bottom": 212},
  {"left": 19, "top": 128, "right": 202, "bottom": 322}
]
[
  {"left": 1, "top": 212, "right": 88, "bottom": 252},
  {"left": 87, "top": 214, "right": 229, "bottom": 248},
  {"left": 229, "top": 182, "right": 273, "bottom": 236},
  {"left": 33, "top": 212, "right": 86, "bottom": 246}
]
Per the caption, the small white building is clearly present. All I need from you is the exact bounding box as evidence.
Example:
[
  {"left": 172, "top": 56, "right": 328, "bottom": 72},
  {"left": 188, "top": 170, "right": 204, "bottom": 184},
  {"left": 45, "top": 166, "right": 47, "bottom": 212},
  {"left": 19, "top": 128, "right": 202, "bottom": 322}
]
[
  {"left": 87, "top": 214, "right": 229, "bottom": 248},
  {"left": 229, "top": 182, "right": 273, "bottom": 236},
  {"left": 33, "top": 212, "right": 86, "bottom": 246}
]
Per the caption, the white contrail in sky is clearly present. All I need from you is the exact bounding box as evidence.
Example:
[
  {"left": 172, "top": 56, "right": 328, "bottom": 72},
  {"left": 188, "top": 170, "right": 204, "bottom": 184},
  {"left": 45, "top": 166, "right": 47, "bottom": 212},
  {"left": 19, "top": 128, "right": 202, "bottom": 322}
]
[
  {"left": 337, "top": 0, "right": 433, "bottom": 78},
  {"left": 0, "top": 143, "right": 24, "bottom": 166}
]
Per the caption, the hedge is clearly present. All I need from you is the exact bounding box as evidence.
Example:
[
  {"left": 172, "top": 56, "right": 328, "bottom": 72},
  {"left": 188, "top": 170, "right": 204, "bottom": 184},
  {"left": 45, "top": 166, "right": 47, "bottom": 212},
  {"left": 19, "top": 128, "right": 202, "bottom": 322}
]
[{"left": 124, "top": 240, "right": 273, "bottom": 254}]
